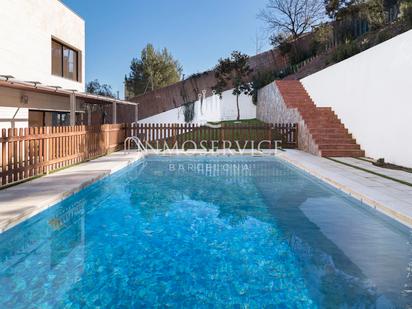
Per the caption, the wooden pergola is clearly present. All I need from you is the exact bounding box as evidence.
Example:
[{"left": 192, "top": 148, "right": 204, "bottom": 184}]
[{"left": 0, "top": 78, "right": 139, "bottom": 126}]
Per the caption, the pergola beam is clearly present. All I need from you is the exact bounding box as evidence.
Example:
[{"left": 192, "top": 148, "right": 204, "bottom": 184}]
[{"left": 0, "top": 77, "right": 139, "bottom": 125}]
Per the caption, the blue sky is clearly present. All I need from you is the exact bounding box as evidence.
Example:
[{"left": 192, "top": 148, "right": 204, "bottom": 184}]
[{"left": 62, "top": 0, "right": 271, "bottom": 98}]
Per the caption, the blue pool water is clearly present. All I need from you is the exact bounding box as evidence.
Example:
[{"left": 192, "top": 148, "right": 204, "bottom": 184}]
[{"left": 0, "top": 156, "right": 411, "bottom": 308}]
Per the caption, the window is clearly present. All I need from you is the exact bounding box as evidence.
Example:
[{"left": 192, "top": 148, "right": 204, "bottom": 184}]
[
  {"left": 52, "top": 112, "right": 70, "bottom": 126},
  {"left": 51, "top": 39, "right": 80, "bottom": 82},
  {"left": 52, "top": 41, "right": 62, "bottom": 76}
]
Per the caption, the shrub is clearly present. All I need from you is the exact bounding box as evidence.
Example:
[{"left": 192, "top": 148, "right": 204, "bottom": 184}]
[
  {"left": 270, "top": 34, "right": 292, "bottom": 55},
  {"left": 311, "top": 24, "right": 334, "bottom": 54},
  {"left": 271, "top": 33, "right": 313, "bottom": 66},
  {"left": 251, "top": 70, "right": 283, "bottom": 104},
  {"left": 376, "top": 28, "right": 391, "bottom": 43},
  {"left": 330, "top": 40, "right": 361, "bottom": 63},
  {"left": 401, "top": 1, "right": 412, "bottom": 28},
  {"left": 365, "top": 0, "right": 385, "bottom": 30},
  {"left": 181, "top": 102, "right": 195, "bottom": 122}
]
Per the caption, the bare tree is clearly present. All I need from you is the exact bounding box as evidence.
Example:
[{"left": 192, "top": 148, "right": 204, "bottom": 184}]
[{"left": 259, "top": 0, "right": 325, "bottom": 40}]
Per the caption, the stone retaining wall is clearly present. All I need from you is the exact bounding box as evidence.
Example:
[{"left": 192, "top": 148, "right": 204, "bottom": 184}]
[{"left": 256, "top": 82, "right": 319, "bottom": 155}]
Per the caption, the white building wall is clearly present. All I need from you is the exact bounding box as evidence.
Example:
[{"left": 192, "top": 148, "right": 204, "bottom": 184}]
[
  {"left": 139, "top": 89, "right": 256, "bottom": 124},
  {"left": 0, "top": 0, "right": 85, "bottom": 92},
  {"left": 301, "top": 30, "right": 412, "bottom": 167},
  {"left": 0, "top": 107, "right": 29, "bottom": 130}
]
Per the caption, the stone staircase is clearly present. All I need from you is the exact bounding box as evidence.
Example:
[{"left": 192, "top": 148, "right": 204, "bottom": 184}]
[{"left": 276, "top": 80, "right": 365, "bottom": 157}]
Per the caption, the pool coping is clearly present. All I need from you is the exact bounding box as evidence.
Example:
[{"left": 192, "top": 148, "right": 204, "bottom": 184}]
[
  {"left": 0, "top": 152, "right": 146, "bottom": 233},
  {"left": 277, "top": 150, "right": 412, "bottom": 228},
  {"left": 0, "top": 149, "right": 273, "bottom": 233},
  {"left": 0, "top": 149, "right": 411, "bottom": 233}
]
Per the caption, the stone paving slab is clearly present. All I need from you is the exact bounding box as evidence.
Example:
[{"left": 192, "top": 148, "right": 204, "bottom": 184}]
[
  {"left": 0, "top": 152, "right": 145, "bottom": 233},
  {"left": 278, "top": 150, "right": 412, "bottom": 228},
  {"left": 334, "top": 157, "right": 412, "bottom": 184}
]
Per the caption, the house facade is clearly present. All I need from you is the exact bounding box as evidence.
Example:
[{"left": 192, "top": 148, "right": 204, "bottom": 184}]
[
  {"left": 0, "top": 0, "right": 86, "bottom": 129},
  {"left": 0, "top": 0, "right": 137, "bottom": 129}
]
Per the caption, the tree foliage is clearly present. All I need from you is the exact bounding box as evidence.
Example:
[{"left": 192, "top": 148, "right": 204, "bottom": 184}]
[
  {"left": 259, "top": 0, "right": 325, "bottom": 40},
  {"left": 214, "top": 51, "right": 253, "bottom": 121},
  {"left": 324, "top": 0, "right": 358, "bottom": 18},
  {"left": 325, "top": 0, "right": 394, "bottom": 21},
  {"left": 125, "top": 43, "right": 182, "bottom": 98},
  {"left": 86, "top": 79, "right": 116, "bottom": 98},
  {"left": 401, "top": 0, "right": 412, "bottom": 27}
]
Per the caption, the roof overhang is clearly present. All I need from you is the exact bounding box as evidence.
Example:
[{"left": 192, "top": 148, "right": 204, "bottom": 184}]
[{"left": 0, "top": 79, "right": 138, "bottom": 106}]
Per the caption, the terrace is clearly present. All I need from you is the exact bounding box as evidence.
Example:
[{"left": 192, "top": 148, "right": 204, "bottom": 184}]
[{"left": 1, "top": 0, "right": 412, "bottom": 307}]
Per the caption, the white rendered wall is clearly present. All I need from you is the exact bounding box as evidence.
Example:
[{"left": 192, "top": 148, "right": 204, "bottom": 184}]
[
  {"left": 219, "top": 90, "right": 256, "bottom": 121},
  {"left": 302, "top": 30, "right": 412, "bottom": 167},
  {"left": 139, "top": 89, "right": 256, "bottom": 124},
  {"left": 0, "top": 107, "right": 29, "bottom": 129},
  {"left": 0, "top": 0, "right": 85, "bottom": 92}
]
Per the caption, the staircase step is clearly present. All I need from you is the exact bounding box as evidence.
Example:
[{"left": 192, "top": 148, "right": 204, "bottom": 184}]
[
  {"left": 283, "top": 95, "right": 313, "bottom": 103},
  {"left": 301, "top": 109, "right": 336, "bottom": 115},
  {"left": 302, "top": 115, "right": 340, "bottom": 121},
  {"left": 320, "top": 149, "right": 365, "bottom": 157},
  {"left": 310, "top": 128, "right": 349, "bottom": 134},
  {"left": 288, "top": 104, "right": 316, "bottom": 109},
  {"left": 306, "top": 123, "right": 345, "bottom": 129},
  {"left": 318, "top": 144, "right": 361, "bottom": 150},
  {"left": 314, "top": 137, "right": 357, "bottom": 144},
  {"left": 302, "top": 115, "right": 343, "bottom": 122},
  {"left": 311, "top": 133, "right": 352, "bottom": 139}
]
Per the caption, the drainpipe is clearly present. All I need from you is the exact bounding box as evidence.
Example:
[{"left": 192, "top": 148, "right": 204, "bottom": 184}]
[
  {"left": 112, "top": 101, "right": 117, "bottom": 124},
  {"left": 134, "top": 103, "right": 139, "bottom": 123},
  {"left": 70, "top": 93, "right": 76, "bottom": 126},
  {"left": 87, "top": 105, "right": 92, "bottom": 126}
]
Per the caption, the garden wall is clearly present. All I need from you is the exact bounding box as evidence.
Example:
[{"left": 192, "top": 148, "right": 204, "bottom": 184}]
[
  {"left": 132, "top": 49, "right": 287, "bottom": 120},
  {"left": 139, "top": 89, "right": 256, "bottom": 123},
  {"left": 302, "top": 29, "right": 412, "bottom": 167}
]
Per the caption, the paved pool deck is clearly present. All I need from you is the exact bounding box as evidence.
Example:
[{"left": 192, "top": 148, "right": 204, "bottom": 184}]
[
  {"left": 0, "top": 149, "right": 411, "bottom": 233},
  {"left": 332, "top": 157, "right": 412, "bottom": 184},
  {"left": 278, "top": 150, "right": 412, "bottom": 227},
  {"left": 0, "top": 152, "right": 145, "bottom": 233}
]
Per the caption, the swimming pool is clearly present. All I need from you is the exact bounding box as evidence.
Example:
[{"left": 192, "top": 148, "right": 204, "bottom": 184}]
[{"left": 0, "top": 155, "right": 411, "bottom": 307}]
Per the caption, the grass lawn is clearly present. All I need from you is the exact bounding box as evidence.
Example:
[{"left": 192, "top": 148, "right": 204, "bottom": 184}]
[
  {"left": 207, "top": 119, "right": 266, "bottom": 126},
  {"left": 175, "top": 119, "right": 272, "bottom": 149}
]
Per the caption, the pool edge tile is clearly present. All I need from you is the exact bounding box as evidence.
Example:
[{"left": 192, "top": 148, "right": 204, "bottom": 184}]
[
  {"left": 277, "top": 150, "right": 412, "bottom": 229},
  {"left": 0, "top": 152, "right": 146, "bottom": 233}
]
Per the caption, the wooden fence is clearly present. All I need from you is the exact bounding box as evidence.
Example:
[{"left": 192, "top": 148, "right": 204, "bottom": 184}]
[
  {"left": 0, "top": 124, "right": 126, "bottom": 187},
  {"left": 0, "top": 122, "right": 297, "bottom": 188},
  {"left": 129, "top": 123, "right": 298, "bottom": 149}
]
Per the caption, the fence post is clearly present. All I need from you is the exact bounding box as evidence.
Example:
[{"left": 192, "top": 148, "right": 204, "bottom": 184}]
[
  {"left": 104, "top": 124, "right": 110, "bottom": 153},
  {"left": 8, "top": 128, "right": 13, "bottom": 181},
  {"left": 268, "top": 124, "right": 272, "bottom": 149},
  {"left": 220, "top": 123, "right": 225, "bottom": 148},
  {"left": 18, "top": 128, "right": 23, "bottom": 180},
  {"left": 172, "top": 124, "right": 176, "bottom": 147},
  {"left": 45, "top": 127, "right": 50, "bottom": 174},
  {"left": 1, "top": 129, "right": 6, "bottom": 185},
  {"left": 295, "top": 123, "right": 299, "bottom": 149},
  {"left": 12, "top": 128, "right": 18, "bottom": 182}
]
